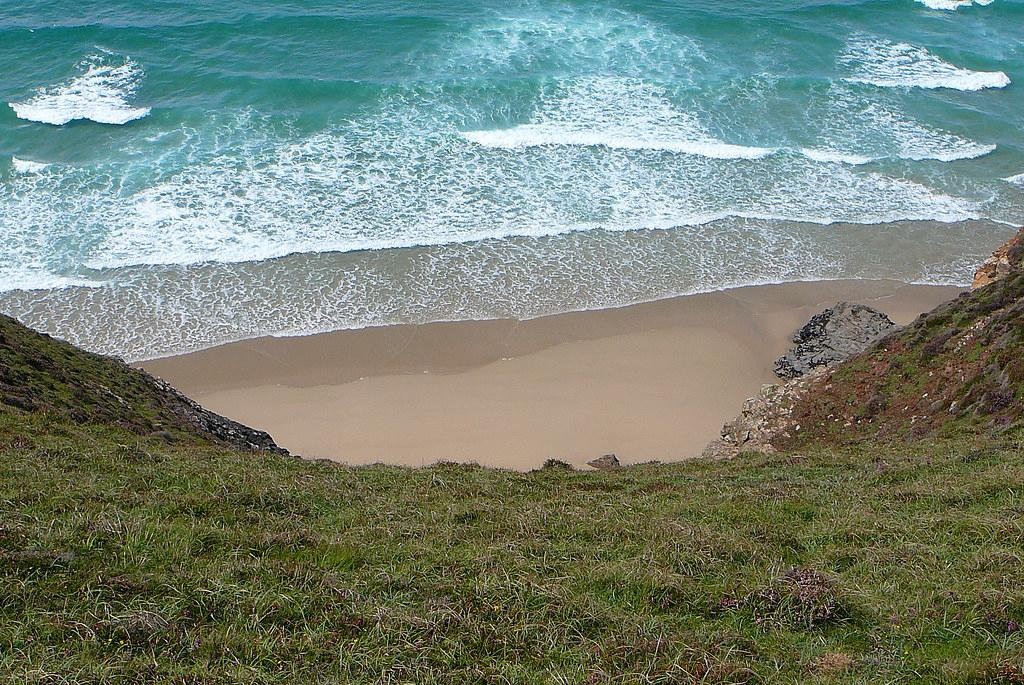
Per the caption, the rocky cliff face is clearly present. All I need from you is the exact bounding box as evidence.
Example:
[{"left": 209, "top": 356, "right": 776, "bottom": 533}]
[
  {"left": 0, "top": 314, "right": 286, "bottom": 453},
  {"left": 972, "top": 230, "right": 1024, "bottom": 289},
  {"left": 706, "top": 228, "right": 1024, "bottom": 457},
  {"left": 702, "top": 371, "right": 825, "bottom": 458},
  {"left": 774, "top": 303, "right": 897, "bottom": 380}
]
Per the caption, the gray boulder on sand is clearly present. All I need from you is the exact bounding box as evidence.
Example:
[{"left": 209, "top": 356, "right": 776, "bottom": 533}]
[
  {"left": 587, "top": 454, "right": 621, "bottom": 470},
  {"left": 773, "top": 302, "right": 897, "bottom": 380}
]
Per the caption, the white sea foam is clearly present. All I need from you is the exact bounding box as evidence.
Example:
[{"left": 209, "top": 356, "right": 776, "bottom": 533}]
[
  {"left": 89, "top": 123, "right": 980, "bottom": 269},
  {"left": 11, "top": 157, "right": 52, "bottom": 174},
  {"left": 799, "top": 148, "right": 876, "bottom": 165},
  {"left": 460, "top": 75, "right": 992, "bottom": 167},
  {"left": 0, "top": 96, "right": 984, "bottom": 293},
  {"left": 840, "top": 35, "right": 1010, "bottom": 90},
  {"left": 469, "top": 133, "right": 916, "bottom": 166},
  {"left": 462, "top": 127, "right": 776, "bottom": 160},
  {"left": 0, "top": 10, "right": 996, "bottom": 301},
  {"left": 864, "top": 104, "right": 995, "bottom": 161},
  {"left": 431, "top": 5, "right": 707, "bottom": 82},
  {"left": 462, "top": 78, "right": 775, "bottom": 160},
  {"left": 0, "top": 272, "right": 97, "bottom": 293},
  {"left": 915, "top": 0, "right": 994, "bottom": 9},
  {"left": 464, "top": 80, "right": 991, "bottom": 165},
  {"left": 1004, "top": 173, "right": 1024, "bottom": 185},
  {"left": 8, "top": 53, "right": 150, "bottom": 126},
  {"left": 802, "top": 87, "right": 997, "bottom": 164},
  {"left": 0, "top": 220, "right": 1002, "bottom": 361},
  {"left": 0, "top": 4, "right": 1005, "bottom": 357}
]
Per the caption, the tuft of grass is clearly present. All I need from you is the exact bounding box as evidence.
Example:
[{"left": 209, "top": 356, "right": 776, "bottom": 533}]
[{"left": 1, "top": 411, "right": 1022, "bottom": 683}]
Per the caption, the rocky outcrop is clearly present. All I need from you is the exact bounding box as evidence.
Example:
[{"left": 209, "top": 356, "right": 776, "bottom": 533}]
[
  {"left": 782, "top": 267, "right": 1024, "bottom": 444},
  {"left": 702, "top": 370, "right": 823, "bottom": 459},
  {"left": 972, "top": 228, "right": 1024, "bottom": 289},
  {"left": 774, "top": 303, "right": 897, "bottom": 380},
  {"left": 587, "top": 454, "right": 620, "bottom": 470},
  {"left": 708, "top": 232, "right": 1024, "bottom": 457},
  {"left": 707, "top": 231, "right": 1024, "bottom": 457},
  {"left": 147, "top": 376, "right": 286, "bottom": 453}
]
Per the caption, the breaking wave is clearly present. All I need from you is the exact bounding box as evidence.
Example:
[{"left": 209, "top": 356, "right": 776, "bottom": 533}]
[
  {"left": 840, "top": 35, "right": 1010, "bottom": 91},
  {"left": 460, "top": 79, "right": 774, "bottom": 160},
  {"left": 915, "top": 0, "right": 994, "bottom": 10},
  {"left": 11, "top": 157, "right": 53, "bottom": 174},
  {"left": 8, "top": 52, "right": 151, "bottom": 126}
]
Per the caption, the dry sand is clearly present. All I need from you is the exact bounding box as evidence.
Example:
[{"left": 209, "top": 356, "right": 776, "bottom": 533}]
[{"left": 142, "top": 280, "right": 963, "bottom": 469}]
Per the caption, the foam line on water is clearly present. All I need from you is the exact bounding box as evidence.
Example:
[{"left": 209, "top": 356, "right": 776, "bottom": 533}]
[
  {"left": 462, "top": 78, "right": 995, "bottom": 165},
  {"left": 461, "top": 127, "right": 776, "bottom": 160},
  {"left": 460, "top": 78, "right": 775, "bottom": 160},
  {"left": 798, "top": 85, "right": 998, "bottom": 163},
  {"left": 799, "top": 149, "right": 877, "bottom": 165},
  {"left": 0, "top": 9, "right": 1006, "bottom": 293},
  {"left": 840, "top": 35, "right": 1010, "bottom": 91},
  {"left": 915, "top": 0, "right": 994, "bottom": 9},
  {"left": 0, "top": 219, "right": 1005, "bottom": 360},
  {"left": 859, "top": 103, "right": 996, "bottom": 161},
  {"left": 1004, "top": 173, "right": 1024, "bottom": 186},
  {"left": 85, "top": 133, "right": 980, "bottom": 271},
  {"left": 8, "top": 52, "right": 151, "bottom": 126}
]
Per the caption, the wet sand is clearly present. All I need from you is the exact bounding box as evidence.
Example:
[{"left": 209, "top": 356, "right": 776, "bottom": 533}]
[{"left": 142, "top": 280, "right": 963, "bottom": 469}]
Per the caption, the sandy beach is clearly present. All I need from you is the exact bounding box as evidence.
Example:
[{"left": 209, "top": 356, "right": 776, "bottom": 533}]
[{"left": 142, "top": 279, "right": 962, "bottom": 469}]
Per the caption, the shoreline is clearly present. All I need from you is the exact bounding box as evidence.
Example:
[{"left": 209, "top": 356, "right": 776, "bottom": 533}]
[
  {"left": 131, "top": 276, "right": 971, "bottom": 364},
  {"left": 3, "top": 218, "right": 1009, "bottom": 363},
  {"left": 141, "top": 279, "right": 964, "bottom": 469}
]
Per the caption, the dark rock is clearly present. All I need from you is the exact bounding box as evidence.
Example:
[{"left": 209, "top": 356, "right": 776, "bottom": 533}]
[
  {"left": 774, "top": 302, "right": 897, "bottom": 380},
  {"left": 1, "top": 394, "right": 36, "bottom": 412},
  {"left": 148, "top": 376, "right": 288, "bottom": 454},
  {"left": 587, "top": 454, "right": 620, "bottom": 470}
]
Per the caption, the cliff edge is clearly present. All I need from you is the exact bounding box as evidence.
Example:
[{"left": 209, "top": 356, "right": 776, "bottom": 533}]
[
  {"left": 706, "top": 228, "right": 1024, "bottom": 456},
  {"left": 0, "top": 314, "right": 286, "bottom": 453}
]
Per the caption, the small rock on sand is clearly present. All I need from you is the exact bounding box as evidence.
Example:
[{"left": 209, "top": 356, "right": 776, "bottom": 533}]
[{"left": 587, "top": 454, "right": 620, "bottom": 470}]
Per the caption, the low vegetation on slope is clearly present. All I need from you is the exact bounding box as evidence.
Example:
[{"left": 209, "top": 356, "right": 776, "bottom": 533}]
[
  {"left": 0, "top": 315, "right": 282, "bottom": 452},
  {"left": 703, "top": 228, "right": 1024, "bottom": 457},
  {"left": 1, "top": 411, "right": 1023, "bottom": 684},
  {"left": 783, "top": 261, "right": 1024, "bottom": 448}
]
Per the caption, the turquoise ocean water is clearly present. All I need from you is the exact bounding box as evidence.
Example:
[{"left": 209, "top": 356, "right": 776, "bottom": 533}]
[{"left": 1, "top": 0, "right": 1022, "bottom": 359}]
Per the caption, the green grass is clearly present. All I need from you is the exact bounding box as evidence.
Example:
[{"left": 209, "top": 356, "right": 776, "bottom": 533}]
[{"left": 2, "top": 412, "right": 1022, "bottom": 684}]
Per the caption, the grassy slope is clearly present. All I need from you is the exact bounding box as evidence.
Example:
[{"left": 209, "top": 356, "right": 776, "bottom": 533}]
[
  {"left": 0, "top": 314, "right": 180, "bottom": 431},
  {"left": 783, "top": 269, "right": 1024, "bottom": 449},
  {"left": 2, "top": 410, "right": 1023, "bottom": 684},
  {"left": 0, "top": 314, "right": 280, "bottom": 451}
]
